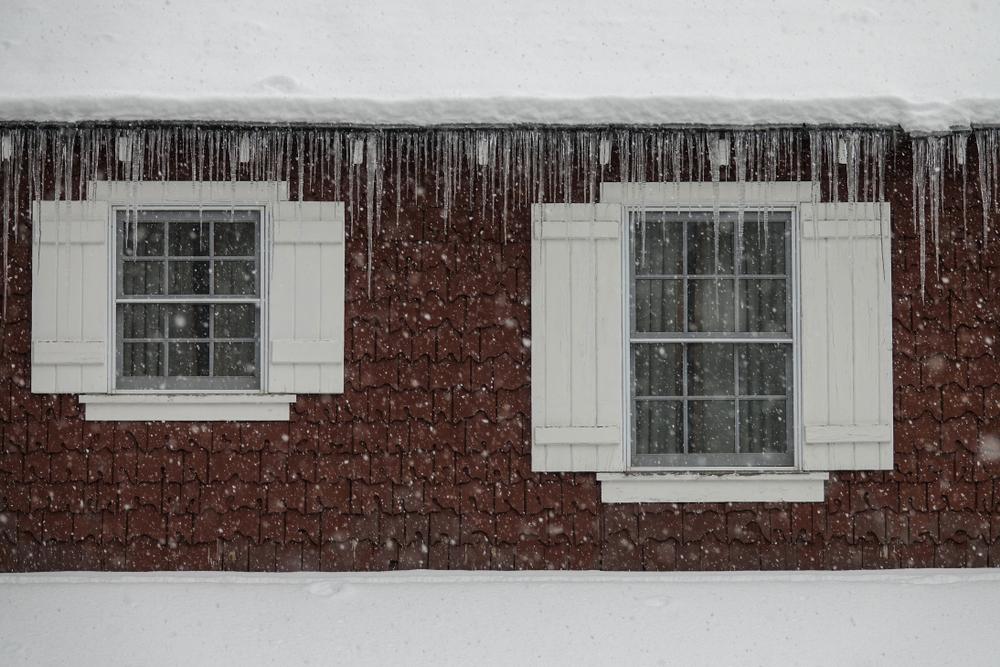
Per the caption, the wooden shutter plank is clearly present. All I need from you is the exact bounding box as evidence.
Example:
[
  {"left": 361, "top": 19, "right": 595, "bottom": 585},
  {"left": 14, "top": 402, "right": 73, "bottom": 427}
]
[
  {"left": 594, "top": 234, "right": 622, "bottom": 430},
  {"left": 32, "top": 201, "right": 109, "bottom": 394},
  {"left": 531, "top": 203, "right": 624, "bottom": 473},
  {"left": 543, "top": 236, "right": 572, "bottom": 428},
  {"left": 800, "top": 231, "right": 828, "bottom": 431},
  {"left": 800, "top": 202, "right": 893, "bottom": 471},
  {"left": 852, "top": 232, "right": 881, "bottom": 426},
  {"left": 268, "top": 201, "right": 345, "bottom": 395},
  {"left": 827, "top": 234, "right": 853, "bottom": 427},
  {"left": 570, "top": 236, "right": 597, "bottom": 426},
  {"left": 293, "top": 241, "right": 323, "bottom": 391}
]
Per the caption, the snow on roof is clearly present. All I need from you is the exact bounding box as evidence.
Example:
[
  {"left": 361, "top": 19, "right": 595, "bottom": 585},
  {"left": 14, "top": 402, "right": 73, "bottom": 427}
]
[
  {"left": 3, "top": 569, "right": 999, "bottom": 665},
  {"left": 1, "top": 0, "right": 998, "bottom": 132}
]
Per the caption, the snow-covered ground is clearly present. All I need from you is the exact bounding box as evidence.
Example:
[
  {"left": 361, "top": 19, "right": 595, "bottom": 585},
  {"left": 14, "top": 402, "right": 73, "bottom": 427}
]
[
  {"left": 1, "top": 0, "right": 999, "bottom": 131},
  {"left": 1, "top": 569, "right": 997, "bottom": 666}
]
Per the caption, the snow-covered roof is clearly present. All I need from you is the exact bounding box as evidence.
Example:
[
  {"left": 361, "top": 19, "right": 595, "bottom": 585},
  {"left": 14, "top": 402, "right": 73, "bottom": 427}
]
[{"left": 1, "top": 0, "right": 998, "bottom": 132}]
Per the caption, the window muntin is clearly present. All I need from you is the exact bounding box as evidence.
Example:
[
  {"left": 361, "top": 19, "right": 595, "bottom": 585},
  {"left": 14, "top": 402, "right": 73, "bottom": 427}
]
[
  {"left": 628, "top": 210, "right": 794, "bottom": 468},
  {"left": 115, "top": 209, "right": 262, "bottom": 391}
]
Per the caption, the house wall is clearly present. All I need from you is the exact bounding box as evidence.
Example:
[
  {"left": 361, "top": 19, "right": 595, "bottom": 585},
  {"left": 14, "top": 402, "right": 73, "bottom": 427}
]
[{"left": 1, "top": 131, "right": 998, "bottom": 571}]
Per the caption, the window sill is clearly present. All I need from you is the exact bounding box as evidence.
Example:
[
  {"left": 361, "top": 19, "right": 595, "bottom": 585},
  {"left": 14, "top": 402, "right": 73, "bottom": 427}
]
[
  {"left": 79, "top": 394, "right": 296, "bottom": 421},
  {"left": 596, "top": 471, "right": 829, "bottom": 503}
]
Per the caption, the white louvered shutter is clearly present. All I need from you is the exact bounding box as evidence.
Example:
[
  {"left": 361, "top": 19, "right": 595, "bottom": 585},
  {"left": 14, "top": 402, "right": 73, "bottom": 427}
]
[
  {"left": 531, "top": 203, "right": 624, "bottom": 472},
  {"left": 800, "top": 202, "right": 893, "bottom": 470},
  {"left": 268, "top": 201, "right": 345, "bottom": 394},
  {"left": 31, "top": 201, "right": 110, "bottom": 393}
]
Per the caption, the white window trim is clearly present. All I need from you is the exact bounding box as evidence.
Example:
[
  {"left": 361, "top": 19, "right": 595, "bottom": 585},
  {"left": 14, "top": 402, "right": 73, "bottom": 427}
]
[
  {"left": 597, "top": 471, "right": 829, "bottom": 503},
  {"left": 79, "top": 393, "right": 295, "bottom": 421},
  {"left": 111, "top": 205, "right": 268, "bottom": 393},
  {"left": 77, "top": 181, "right": 298, "bottom": 421},
  {"left": 600, "top": 181, "right": 820, "bottom": 502}
]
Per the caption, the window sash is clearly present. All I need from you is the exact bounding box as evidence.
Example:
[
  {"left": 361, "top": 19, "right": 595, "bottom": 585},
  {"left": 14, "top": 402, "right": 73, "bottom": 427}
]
[
  {"left": 113, "top": 208, "right": 263, "bottom": 392},
  {"left": 626, "top": 209, "right": 795, "bottom": 469}
]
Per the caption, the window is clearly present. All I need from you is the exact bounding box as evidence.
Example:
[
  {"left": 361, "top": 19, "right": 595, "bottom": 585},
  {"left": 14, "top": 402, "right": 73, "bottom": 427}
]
[
  {"left": 31, "top": 181, "right": 346, "bottom": 421},
  {"left": 627, "top": 210, "right": 794, "bottom": 468},
  {"left": 115, "top": 209, "right": 262, "bottom": 391},
  {"left": 529, "top": 183, "right": 892, "bottom": 503}
]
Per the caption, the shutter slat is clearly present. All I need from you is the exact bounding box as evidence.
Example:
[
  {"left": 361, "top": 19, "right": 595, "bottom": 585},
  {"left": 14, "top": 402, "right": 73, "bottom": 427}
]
[
  {"left": 31, "top": 201, "right": 109, "bottom": 394},
  {"left": 569, "top": 236, "right": 596, "bottom": 425},
  {"left": 268, "top": 201, "right": 345, "bottom": 394},
  {"left": 800, "top": 202, "right": 893, "bottom": 471},
  {"left": 531, "top": 203, "right": 624, "bottom": 473}
]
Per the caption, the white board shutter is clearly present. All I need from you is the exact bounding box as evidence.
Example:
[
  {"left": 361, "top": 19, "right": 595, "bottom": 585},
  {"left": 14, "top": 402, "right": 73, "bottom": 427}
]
[
  {"left": 800, "top": 202, "right": 893, "bottom": 470},
  {"left": 531, "top": 203, "right": 624, "bottom": 472},
  {"left": 31, "top": 200, "right": 110, "bottom": 394},
  {"left": 268, "top": 201, "right": 345, "bottom": 394}
]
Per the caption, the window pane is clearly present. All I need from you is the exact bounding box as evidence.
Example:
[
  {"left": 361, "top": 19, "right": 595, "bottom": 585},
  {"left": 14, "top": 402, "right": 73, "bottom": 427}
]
[
  {"left": 687, "top": 343, "right": 735, "bottom": 396},
  {"left": 738, "top": 344, "right": 790, "bottom": 395},
  {"left": 214, "top": 260, "right": 257, "bottom": 296},
  {"left": 740, "top": 399, "right": 788, "bottom": 453},
  {"left": 214, "top": 222, "right": 256, "bottom": 256},
  {"left": 122, "top": 261, "right": 165, "bottom": 296},
  {"left": 632, "top": 343, "right": 682, "bottom": 396},
  {"left": 167, "top": 304, "right": 210, "bottom": 339},
  {"left": 634, "top": 279, "right": 682, "bottom": 332},
  {"left": 634, "top": 400, "right": 683, "bottom": 454},
  {"left": 122, "top": 342, "right": 163, "bottom": 376},
  {"left": 121, "top": 303, "right": 164, "bottom": 338},
  {"left": 168, "top": 222, "right": 210, "bottom": 256},
  {"left": 214, "top": 304, "right": 257, "bottom": 339},
  {"left": 121, "top": 222, "right": 165, "bottom": 257},
  {"left": 687, "top": 279, "right": 735, "bottom": 332},
  {"left": 741, "top": 220, "right": 787, "bottom": 274},
  {"left": 167, "top": 342, "right": 210, "bottom": 376},
  {"left": 739, "top": 279, "right": 787, "bottom": 332},
  {"left": 687, "top": 219, "right": 734, "bottom": 275},
  {"left": 168, "top": 261, "right": 210, "bottom": 295},
  {"left": 632, "top": 218, "right": 682, "bottom": 275},
  {"left": 688, "top": 400, "right": 736, "bottom": 453},
  {"left": 215, "top": 342, "right": 256, "bottom": 377}
]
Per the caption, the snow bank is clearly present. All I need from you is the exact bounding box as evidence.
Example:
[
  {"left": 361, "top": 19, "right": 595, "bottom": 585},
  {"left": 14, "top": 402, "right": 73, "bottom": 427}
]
[
  {"left": 1, "top": 0, "right": 999, "bottom": 132},
  {"left": 1, "top": 569, "right": 998, "bottom": 666}
]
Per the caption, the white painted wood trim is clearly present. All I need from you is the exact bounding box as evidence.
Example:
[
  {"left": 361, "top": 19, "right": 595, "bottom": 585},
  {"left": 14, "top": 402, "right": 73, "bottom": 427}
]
[
  {"left": 533, "top": 219, "right": 620, "bottom": 239},
  {"left": 597, "top": 472, "right": 829, "bottom": 503},
  {"left": 87, "top": 180, "right": 291, "bottom": 203},
  {"left": 805, "top": 425, "right": 892, "bottom": 443},
  {"left": 33, "top": 341, "right": 105, "bottom": 365},
  {"left": 36, "top": 216, "right": 107, "bottom": 244},
  {"left": 799, "top": 201, "right": 893, "bottom": 471},
  {"left": 600, "top": 181, "right": 817, "bottom": 206},
  {"left": 530, "top": 202, "right": 625, "bottom": 473},
  {"left": 802, "top": 441, "right": 893, "bottom": 471},
  {"left": 532, "top": 442, "right": 622, "bottom": 472},
  {"left": 271, "top": 340, "right": 344, "bottom": 364},
  {"left": 534, "top": 426, "right": 620, "bottom": 445},
  {"left": 272, "top": 220, "right": 344, "bottom": 244},
  {"left": 80, "top": 394, "right": 295, "bottom": 421}
]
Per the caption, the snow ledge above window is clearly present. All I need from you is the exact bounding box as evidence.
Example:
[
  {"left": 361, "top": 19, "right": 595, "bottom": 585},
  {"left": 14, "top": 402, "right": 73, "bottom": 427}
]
[
  {"left": 79, "top": 394, "right": 296, "bottom": 422},
  {"left": 596, "top": 472, "right": 829, "bottom": 503}
]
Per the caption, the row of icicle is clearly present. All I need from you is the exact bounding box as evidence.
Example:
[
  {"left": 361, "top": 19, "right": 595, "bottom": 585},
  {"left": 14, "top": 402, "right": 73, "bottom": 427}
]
[{"left": 1, "top": 125, "right": 999, "bottom": 305}]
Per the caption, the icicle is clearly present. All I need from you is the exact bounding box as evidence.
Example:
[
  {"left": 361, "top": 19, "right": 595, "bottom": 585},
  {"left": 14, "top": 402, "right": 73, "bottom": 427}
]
[
  {"left": 708, "top": 132, "right": 725, "bottom": 272},
  {"left": 953, "top": 133, "right": 968, "bottom": 243},
  {"left": 975, "top": 129, "right": 996, "bottom": 247}
]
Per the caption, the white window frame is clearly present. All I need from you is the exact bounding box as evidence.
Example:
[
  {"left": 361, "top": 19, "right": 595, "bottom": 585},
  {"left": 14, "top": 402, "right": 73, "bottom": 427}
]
[
  {"left": 110, "top": 205, "right": 268, "bottom": 394},
  {"left": 622, "top": 205, "right": 800, "bottom": 471},
  {"left": 597, "top": 182, "right": 828, "bottom": 502}
]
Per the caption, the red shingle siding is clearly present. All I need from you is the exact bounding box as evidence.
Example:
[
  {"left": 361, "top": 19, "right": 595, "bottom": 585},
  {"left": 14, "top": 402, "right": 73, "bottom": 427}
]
[{"left": 1, "top": 137, "right": 999, "bottom": 571}]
